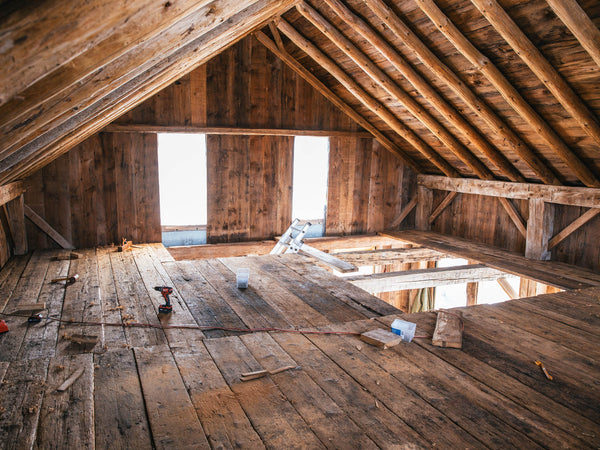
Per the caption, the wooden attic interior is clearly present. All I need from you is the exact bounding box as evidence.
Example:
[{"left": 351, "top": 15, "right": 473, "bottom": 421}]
[{"left": 0, "top": 0, "right": 599, "bottom": 447}]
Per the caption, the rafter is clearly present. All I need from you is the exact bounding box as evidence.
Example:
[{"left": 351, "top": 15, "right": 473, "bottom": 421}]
[
  {"left": 0, "top": 0, "right": 300, "bottom": 184},
  {"left": 297, "top": 2, "right": 494, "bottom": 180},
  {"left": 254, "top": 31, "right": 421, "bottom": 171},
  {"left": 363, "top": 0, "right": 560, "bottom": 185},
  {"left": 416, "top": 0, "right": 600, "bottom": 188},
  {"left": 546, "top": 0, "right": 600, "bottom": 71},
  {"left": 321, "top": 0, "right": 524, "bottom": 182},
  {"left": 276, "top": 18, "right": 459, "bottom": 177},
  {"left": 470, "top": 0, "right": 600, "bottom": 149}
]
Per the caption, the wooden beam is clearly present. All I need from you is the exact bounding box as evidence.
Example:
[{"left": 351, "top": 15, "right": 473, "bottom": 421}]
[
  {"left": 1, "top": 0, "right": 300, "bottom": 184},
  {"left": 363, "top": 0, "right": 560, "bottom": 185},
  {"left": 415, "top": 185, "right": 433, "bottom": 231},
  {"left": 429, "top": 192, "right": 459, "bottom": 224},
  {"left": 347, "top": 264, "right": 505, "bottom": 293},
  {"left": 298, "top": 244, "right": 358, "bottom": 273},
  {"left": 548, "top": 208, "right": 600, "bottom": 250},
  {"left": 470, "top": 0, "right": 600, "bottom": 148},
  {"left": 254, "top": 32, "right": 421, "bottom": 171},
  {"left": 381, "top": 229, "right": 600, "bottom": 290},
  {"left": 546, "top": 0, "right": 600, "bottom": 70},
  {"left": 418, "top": 175, "right": 600, "bottom": 208},
  {"left": 0, "top": 181, "right": 25, "bottom": 206},
  {"left": 297, "top": 2, "right": 495, "bottom": 180},
  {"left": 103, "top": 124, "right": 372, "bottom": 138},
  {"left": 268, "top": 21, "right": 286, "bottom": 51},
  {"left": 167, "top": 234, "right": 403, "bottom": 260},
  {"left": 276, "top": 18, "right": 459, "bottom": 177},
  {"left": 416, "top": 0, "right": 600, "bottom": 188},
  {"left": 321, "top": 0, "right": 524, "bottom": 182},
  {"left": 497, "top": 277, "right": 517, "bottom": 300},
  {"left": 334, "top": 247, "right": 448, "bottom": 266},
  {"left": 466, "top": 282, "right": 479, "bottom": 306},
  {"left": 525, "top": 198, "right": 554, "bottom": 261},
  {"left": 5, "top": 195, "right": 27, "bottom": 255},
  {"left": 24, "top": 204, "right": 74, "bottom": 250},
  {"left": 389, "top": 196, "right": 417, "bottom": 229}
]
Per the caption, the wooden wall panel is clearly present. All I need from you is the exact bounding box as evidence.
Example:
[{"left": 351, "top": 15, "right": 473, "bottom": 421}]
[
  {"left": 23, "top": 132, "right": 161, "bottom": 249},
  {"left": 116, "top": 35, "right": 362, "bottom": 132},
  {"left": 431, "top": 193, "right": 599, "bottom": 272},
  {"left": 327, "top": 138, "right": 416, "bottom": 236},
  {"left": 206, "top": 135, "right": 293, "bottom": 243}
]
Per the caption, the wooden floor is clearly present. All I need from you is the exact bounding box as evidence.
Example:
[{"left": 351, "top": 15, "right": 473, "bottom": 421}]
[{"left": 0, "top": 245, "right": 598, "bottom": 448}]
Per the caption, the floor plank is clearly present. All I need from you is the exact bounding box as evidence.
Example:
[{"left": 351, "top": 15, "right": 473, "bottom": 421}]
[
  {"left": 36, "top": 353, "right": 95, "bottom": 449},
  {"left": 0, "top": 358, "right": 49, "bottom": 448},
  {"left": 134, "top": 345, "right": 209, "bottom": 449},
  {"left": 204, "top": 335, "right": 325, "bottom": 449},
  {"left": 94, "top": 349, "right": 153, "bottom": 449},
  {"left": 171, "top": 341, "right": 264, "bottom": 449}
]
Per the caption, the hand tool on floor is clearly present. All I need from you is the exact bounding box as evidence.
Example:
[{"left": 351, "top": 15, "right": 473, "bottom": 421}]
[
  {"left": 28, "top": 313, "right": 43, "bottom": 323},
  {"left": 51, "top": 274, "right": 79, "bottom": 285},
  {"left": 154, "top": 286, "right": 174, "bottom": 314},
  {"left": 240, "top": 365, "right": 298, "bottom": 382}
]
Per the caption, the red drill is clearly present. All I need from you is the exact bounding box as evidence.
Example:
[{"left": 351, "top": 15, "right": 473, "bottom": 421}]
[{"left": 154, "top": 286, "right": 173, "bottom": 314}]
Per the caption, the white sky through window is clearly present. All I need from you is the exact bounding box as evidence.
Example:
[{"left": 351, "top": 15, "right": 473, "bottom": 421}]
[
  {"left": 292, "top": 136, "right": 329, "bottom": 221},
  {"left": 157, "top": 133, "right": 207, "bottom": 226}
]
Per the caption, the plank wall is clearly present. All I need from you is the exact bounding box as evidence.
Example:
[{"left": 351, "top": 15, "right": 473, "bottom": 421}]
[
  {"left": 15, "top": 34, "right": 412, "bottom": 254},
  {"left": 24, "top": 132, "right": 161, "bottom": 249},
  {"left": 431, "top": 192, "right": 600, "bottom": 272}
]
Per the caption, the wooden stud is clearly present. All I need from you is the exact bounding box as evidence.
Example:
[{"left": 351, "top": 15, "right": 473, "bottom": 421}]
[
  {"left": 416, "top": 0, "right": 600, "bottom": 188},
  {"left": 466, "top": 282, "right": 479, "bottom": 306},
  {"left": 548, "top": 208, "right": 600, "bottom": 250},
  {"left": 321, "top": 0, "right": 524, "bottom": 182},
  {"left": 4, "top": 194, "right": 27, "bottom": 255},
  {"left": 415, "top": 186, "right": 433, "bottom": 231},
  {"left": 497, "top": 277, "right": 517, "bottom": 300},
  {"left": 470, "top": 0, "right": 600, "bottom": 148},
  {"left": 254, "top": 32, "right": 421, "bottom": 171},
  {"left": 362, "top": 0, "right": 560, "bottom": 185},
  {"left": 276, "top": 19, "right": 459, "bottom": 177}
]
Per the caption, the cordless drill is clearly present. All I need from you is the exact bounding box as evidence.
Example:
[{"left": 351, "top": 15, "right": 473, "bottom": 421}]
[{"left": 154, "top": 286, "right": 174, "bottom": 314}]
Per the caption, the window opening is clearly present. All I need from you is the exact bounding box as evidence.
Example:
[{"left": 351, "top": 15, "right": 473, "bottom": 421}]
[
  {"left": 292, "top": 136, "right": 329, "bottom": 238},
  {"left": 157, "top": 133, "right": 207, "bottom": 246}
]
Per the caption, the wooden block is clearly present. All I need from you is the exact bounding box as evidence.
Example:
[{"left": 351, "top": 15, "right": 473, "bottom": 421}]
[
  {"left": 432, "top": 310, "right": 463, "bottom": 349},
  {"left": 52, "top": 252, "right": 82, "bottom": 261},
  {"left": 68, "top": 334, "right": 98, "bottom": 346},
  {"left": 11, "top": 302, "right": 46, "bottom": 314},
  {"left": 360, "top": 328, "right": 403, "bottom": 349}
]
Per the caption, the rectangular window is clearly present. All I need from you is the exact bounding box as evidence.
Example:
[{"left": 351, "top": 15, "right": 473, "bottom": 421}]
[
  {"left": 157, "top": 133, "right": 207, "bottom": 246},
  {"left": 292, "top": 136, "right": 329, "bottom": 238}
]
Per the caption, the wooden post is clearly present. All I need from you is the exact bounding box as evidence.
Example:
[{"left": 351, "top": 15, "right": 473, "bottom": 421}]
[
  {"left": 415, "top": 186, "right": 433, "bottom": 231},
  {"left": 521, "top": 198, "right": 554, "bottom": 297},
  {"left": 466, "top": 282, "right": 479, "bottom": 306},
  {"left": 5, "top": 194, "right": 27, "bottom": 255}
]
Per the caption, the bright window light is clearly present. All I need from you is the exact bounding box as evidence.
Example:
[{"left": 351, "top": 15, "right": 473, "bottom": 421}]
[
  {"left": 292, "top": 136, "right": 329, "bottom": 221},
  {"left": 157, "top": 133, "right": 207, "bottom": 226}
]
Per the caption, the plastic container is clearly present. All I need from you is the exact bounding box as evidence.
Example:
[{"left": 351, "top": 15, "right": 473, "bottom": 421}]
[
  {"left": 236, "top": 268, "right": 250, "bottom": 289},
  {"left": 391, "top": 318, "right": 416, "bottom": 342}
]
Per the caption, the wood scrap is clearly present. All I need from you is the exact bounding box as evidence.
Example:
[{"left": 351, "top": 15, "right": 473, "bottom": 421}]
[
  {"left": 56, "top": 367, "right": 85, "bottom": 392},
  {"left": 240, "top": 365, "right": 298, "bottom": 381},
  {"left": 52, "top": 252, "right": 82, "bottom": 261},
  {"left": 11, "top": 302, "right": 46, "bottom": 314},
  {"left": 432, "top": 310, "right": 464, "bottom": 349},
  {"left": 118, "top": 238, "right": 132, "bottom": 252},
  {"left": 360, "top": 328, "right": 402, "bottom": 349}
]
